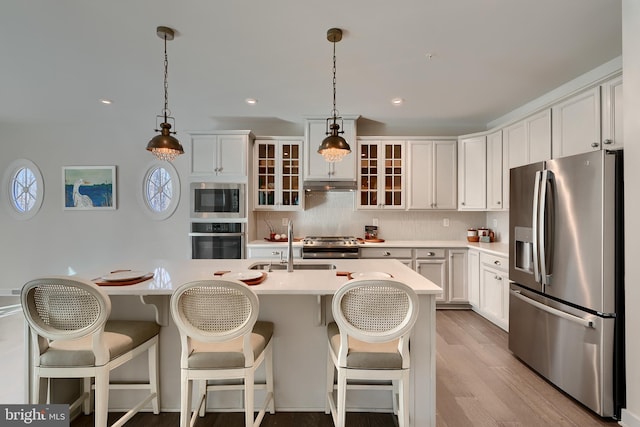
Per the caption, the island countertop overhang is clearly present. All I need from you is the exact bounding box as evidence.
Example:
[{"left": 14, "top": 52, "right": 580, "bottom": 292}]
[{"left": 77, "top": 258, "right": 442, "bottom": 296}]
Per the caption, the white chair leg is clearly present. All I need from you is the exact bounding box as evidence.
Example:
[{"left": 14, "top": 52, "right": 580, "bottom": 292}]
[
  {"left": 180, "top": 371, "right": 191, "bottom": 427},
  {"left": 148, "top": 340, "right": 160, "bottom": 414},
  {"left": 392, "top": 379, "right": 399, "bottom": 415},
  {"left": 336, "top": 368, "right": 347, "bottom": 427},
  {"left": 265, "top": 344, "right": 275, "bottom": 414},
  {"left": 83, "top": 377, "right": 92, "bottom": 415},
  {"left": 245, "top": 369, "right": 255, "bottom": 427},
  {"left": 31, "top": 371, "right": 45, "bottom": 404},
  {"left": 94, "top": 368, "right": 109, "bottom": 427},
  {"left": 398, "top": 372, "right": 410, "bottom": 427},
  {"left": 325, "top": 350, "right": 334, "bottom": 414},
  {"left": 198, "top": 380, "right": 207, "bottom": 417}
]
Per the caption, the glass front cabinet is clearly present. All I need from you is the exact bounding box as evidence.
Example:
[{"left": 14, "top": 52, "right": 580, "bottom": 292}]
[
  {"left": 357, "top": 139, "right": 405, "bottom": 209},
  {"left": 253, "top": 138, "right": 303, "bottom": 211}
]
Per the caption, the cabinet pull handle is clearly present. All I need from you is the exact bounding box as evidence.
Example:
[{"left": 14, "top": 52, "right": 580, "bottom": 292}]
[
  {"left": 426, "top": 252, "right": 435, "bottom": 257},
  {"left": 383, "top": 251, "right": 391, "bottom": 257},
  {"left": 603, "top": 139, "right": 613, "bottom": 145},
  {"left": 591, "top": 142, "right": 599, "bottom": 148}
]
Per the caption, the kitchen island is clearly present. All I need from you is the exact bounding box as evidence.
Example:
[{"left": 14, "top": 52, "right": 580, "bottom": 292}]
[{"left": 63, "top": 258, "right": 441, "bottom": 426}]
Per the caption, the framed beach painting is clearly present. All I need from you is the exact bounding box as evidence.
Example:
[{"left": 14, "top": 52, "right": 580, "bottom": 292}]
[{"left": 63, "top": 166, "right": 117, "bottom": 210}]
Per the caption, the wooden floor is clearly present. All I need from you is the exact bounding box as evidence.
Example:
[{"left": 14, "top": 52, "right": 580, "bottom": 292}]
[{"left": 71, "top": 310, "right": 619, "bottom": 427}]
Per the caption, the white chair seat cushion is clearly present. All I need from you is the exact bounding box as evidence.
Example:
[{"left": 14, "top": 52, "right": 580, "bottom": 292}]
[
  {"left": 188, "top": 321, "right": 274, "bottom": 369},
  {"left": 40, "top": 320, "right": 160, "bottom": 367},
  {"left": 327, "top": 322, "right": 402, "bottom": 369}
]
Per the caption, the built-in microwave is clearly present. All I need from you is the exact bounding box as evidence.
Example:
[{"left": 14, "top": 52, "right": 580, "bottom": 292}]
[{"left": 190, "top": 182, "right": 245, "bottom": 219}]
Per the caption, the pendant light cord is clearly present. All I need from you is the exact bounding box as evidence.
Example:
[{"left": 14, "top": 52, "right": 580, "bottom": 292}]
[
  {"left": 331, "top": 39, "right": 338, "bottom": 119},
  {"left": 163, "top": 33, "right": 170, "bottom": 121}
]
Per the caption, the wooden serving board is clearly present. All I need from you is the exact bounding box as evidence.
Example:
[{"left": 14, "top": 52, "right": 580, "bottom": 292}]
[{"left": 94, "top": 272, "right": 154, "bottom": 286}]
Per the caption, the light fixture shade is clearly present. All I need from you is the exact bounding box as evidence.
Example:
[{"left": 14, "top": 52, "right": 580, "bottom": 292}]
[
  {"left": 318, "top": 136, "right": 350, "bottom": 162},
  {"left": 147, "top": 122, "right": 184, "bottom": 161}
]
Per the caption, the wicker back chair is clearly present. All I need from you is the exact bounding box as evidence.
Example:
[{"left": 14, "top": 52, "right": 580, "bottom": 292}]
[
  {"left": 325, "top": 279, "right": 419, "bottom": 427},
  {"left": 21, "top": 276, "right": 160, "bottom": 427},
  {"left": 170, "top": 279, "right": 275, "bottom": 427}
]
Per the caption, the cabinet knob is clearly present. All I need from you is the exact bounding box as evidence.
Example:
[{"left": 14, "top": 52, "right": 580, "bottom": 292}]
[
  {"left": 497, "top": 201, "right": 501, "bottom": 205},
  {"left": 383, "top": 251, "right": 391, "bottom": 257},
  {"left": 494, "top": 260, "right": 501, "bottom": 266},
  {"left": 603, "top": 139, "right": 613, "bottom": 145},
  {"left": 591, "top": 142, "right": 600, "bottom": 148},
  {"left": 461, "top": 202, "right": 466, "bottom": 206},
  {"left": 495, "top": 275, "right": 502, "bottom": 281},
  {"left": 426, "top": 252, "right": 435, "bottom": 257}
]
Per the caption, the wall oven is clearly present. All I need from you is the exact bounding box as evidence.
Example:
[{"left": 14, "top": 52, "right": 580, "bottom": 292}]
[
  {"left": 190, "top": 182, "right": 245, "bottom": 219},
  {"left": 190, "top": 222, "right": 245, "bottom": 259}
]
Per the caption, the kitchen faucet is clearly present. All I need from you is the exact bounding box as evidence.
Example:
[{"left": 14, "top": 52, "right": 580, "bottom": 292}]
[{"left": 287, "top": 220, "right": 294, "bottom": 272}]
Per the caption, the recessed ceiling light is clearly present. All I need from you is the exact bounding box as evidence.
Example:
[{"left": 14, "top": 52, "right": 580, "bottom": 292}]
[
  {"left": 391, "top": 98, "right": 404, "bottom": 106},
  {"left": 245, "top": 98, "right": 258, "bottom": 105},
  {"left": 99, "top": 99, "right": 113, "bottom": 105}
]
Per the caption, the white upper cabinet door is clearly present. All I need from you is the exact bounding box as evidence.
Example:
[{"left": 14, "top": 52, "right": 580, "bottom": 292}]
[
  {"left": 458, "top": 135, "right": 486, "bottom": 210},
  {"left": 304, "top": 118, "right": 357, "bottom": 181},
  {"left": 486, "top": 130, "right": 503, "bottom": 210},
  {"left": 502, "top": 109, "right": 551, "bottom": 209},
  {"left": 552, "top": 86, "right": 601, "bottom": 159},
  {"left": 190, "top": 132, "right": 250, "bottom": 180},
  {"left": 358, "top": 139, "right": 405, "bottom": 210},
  {"left": 407, "top": 140, "right": 457, "bottom": 210},
  {"left": 601, "top": 76, "right": 623, "bottom": 150},
  {"left": 433, "top": 141, "right": 457, "bottom": 210}
]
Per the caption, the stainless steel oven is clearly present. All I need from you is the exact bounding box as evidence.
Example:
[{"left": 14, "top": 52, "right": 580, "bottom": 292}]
[
  {"left": 190, "top": 222, "right": 245, "bottom": 259},
  {"left": 190, "top": 182, "right": 245, "bottom": 219}
]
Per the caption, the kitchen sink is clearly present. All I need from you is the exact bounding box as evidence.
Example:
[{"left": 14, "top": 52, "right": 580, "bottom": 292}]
[{"left": 249, "top": 262, "right": 337, "bottom": 271}]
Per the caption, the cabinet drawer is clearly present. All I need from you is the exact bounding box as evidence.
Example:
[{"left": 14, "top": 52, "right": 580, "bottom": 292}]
[
  {"left": 360, "top": 247, "right": 413, "bottom": 259},
  {"left": 415, "top": 248, "right": 446, "bottom": 259},
  {"left": 480, "top": 252, "right": 508, "bottom": 271}
]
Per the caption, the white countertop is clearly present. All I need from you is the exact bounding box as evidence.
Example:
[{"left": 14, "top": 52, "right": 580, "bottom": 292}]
[
  {"left": 80, "top": 258, "right": 442, "bottom": 296},
  {"left": 248, "top": 239, "right": 509, "bottom": 257}
]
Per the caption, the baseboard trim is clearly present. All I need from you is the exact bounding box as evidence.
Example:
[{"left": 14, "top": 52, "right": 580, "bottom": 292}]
[{"left": 621, "top": 408, "right": 640, "bottom": 427}]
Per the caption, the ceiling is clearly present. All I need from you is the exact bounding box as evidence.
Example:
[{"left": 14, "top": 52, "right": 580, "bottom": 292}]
[{"left": 0, "top": 0, "right": 622, "bottom": 137}]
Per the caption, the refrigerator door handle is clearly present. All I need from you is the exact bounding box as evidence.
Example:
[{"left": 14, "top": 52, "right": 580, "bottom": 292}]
[
  {"left": 511, "top": 289, "right": 594, "bottom": 328},
  {"left": 532, "top": 171, "right": 542, "bottom": 284},
  {"left": 539, "top": 170, "right": 553, "bottom": 287}
]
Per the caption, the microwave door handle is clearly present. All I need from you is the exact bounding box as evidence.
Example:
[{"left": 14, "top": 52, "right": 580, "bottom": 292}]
[{"left": 532, "top": 170, "right": 542, "bottom": 284}]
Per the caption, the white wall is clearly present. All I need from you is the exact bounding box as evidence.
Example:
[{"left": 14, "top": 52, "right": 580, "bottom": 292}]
[
  {"left": 0, "top": 119, "right": 193, "bottom": 292},
  {"left": 621, "top": 1, "right": 640, "bottom": 425}
]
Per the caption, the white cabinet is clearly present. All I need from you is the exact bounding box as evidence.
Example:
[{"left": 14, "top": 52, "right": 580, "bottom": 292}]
[
  {"left": 457, "top": 135, "right": 486, "bottom": 210},
  {"left": 357, "top": 139, "right": 405, "bottom": 210},
  {"left": 359, "top": 247, "right": 413, "bottom": 268},
  {"left": 478, "top": 252, "right": 509, "bottom": 331},
  {"left": 467, "top": 249, "right": 480, "bottom": 307},
  {"left": 502, "top": 109, "right": 551, "bottom": 209},
  {"left": 552, "top": 87, "right": 601, "bottom": 159},
  {"left": 415, "top": 248, "right": 467, "bottom": 305},
  {"left": 601, "top": 75, "right": 623, "bottom": 150},
  {"left": 247, "top": 245, "right": 302, "bottom": 260},
  {"left": 190, "top": 131, "right": 252, "bottom": 180},
  {"left": 448, "top": 249, "right": 468, "bottom": 304},
  {"left": 253, "top": 138, "right": 303, "bottom": 211},
  {"left": 304, "top": 117, "right": 358, "bottom": 181},
  {"left": 407, "top": 140, "right": 457, "bottom": 210},
  {"left": 486, "top": 130, "right": 503, "bottom": 210}
]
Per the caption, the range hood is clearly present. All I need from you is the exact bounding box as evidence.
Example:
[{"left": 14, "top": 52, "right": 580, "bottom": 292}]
[{"left": 303, "top": 180, "right": 357, "bottom": 192}]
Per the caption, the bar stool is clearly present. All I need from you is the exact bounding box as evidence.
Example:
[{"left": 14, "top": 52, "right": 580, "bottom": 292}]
[
  {"left": 170, "top": 279, "right": 274, "bottom": 427},
  {"left": 20, "top": 276, "right": 160, "bottom": 427},
  {"left": 325, "top": 279, "right": 419, "bottom": 427}
]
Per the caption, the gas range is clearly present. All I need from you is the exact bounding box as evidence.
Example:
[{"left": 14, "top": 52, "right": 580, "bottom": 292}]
[{"left": 302, "top": 236, "right": 360, "bottom": 259}]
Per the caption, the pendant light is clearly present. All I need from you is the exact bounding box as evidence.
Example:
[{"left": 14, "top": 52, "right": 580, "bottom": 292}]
[
  {"left": 318, "top": 28, "right": 351, "bottom": 163},
  {"left": 146, "top": 26, "right": 184, "bottom": 161}
]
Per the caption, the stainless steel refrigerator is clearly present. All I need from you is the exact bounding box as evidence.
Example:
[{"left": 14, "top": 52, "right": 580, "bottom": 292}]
[{"left": 508, "top": 149, "right": 625, "bottom": 419}]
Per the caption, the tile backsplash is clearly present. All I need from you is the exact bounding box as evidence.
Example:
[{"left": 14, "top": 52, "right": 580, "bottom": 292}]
[{"left": 254, "top": 192, "right": 509, "bottom": 242}]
